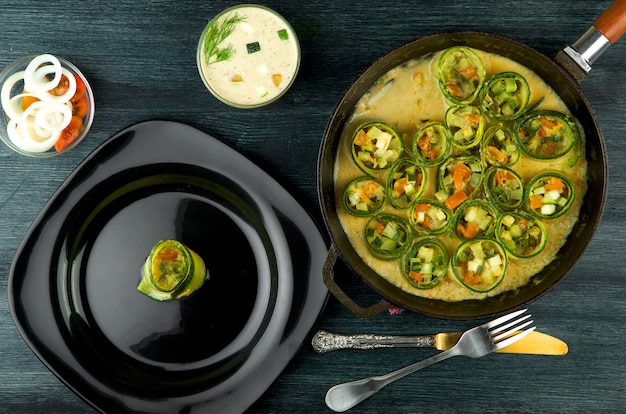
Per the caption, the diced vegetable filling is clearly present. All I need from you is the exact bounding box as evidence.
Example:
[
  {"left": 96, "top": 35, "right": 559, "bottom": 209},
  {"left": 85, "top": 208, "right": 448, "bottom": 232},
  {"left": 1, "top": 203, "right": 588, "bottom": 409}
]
[
  {"left": 455, "top": 240, "right": 505, "bottom": 288},
  {"left": 411, "top": 203, "right": 449, "bottom": 231},
  {"left": 408, "top": 244, "right": 447, "bottom": 285},
  {"left": 344, "top": 178, "right": 385, "bottom": 214},
  {"left": 438, "top": 47, "right": 485, "bottom": 103},
  {"left": 413, "top": 123, "right": 448, "bottom": 162},
  {"left": 498, "top": 214, "right": 545, "bottom": 256},
  {"left": 483, "top": 126, "right": 518, "bottom": 166},
  {"left": 481, "top": 72, "right": 529, "bottom": 120},
  {"left": 353, "top": 125, "right": 401, "bottom": 170},
  {"left": 366, "top": 217, "right": 408, "bottom": 254},
  {"left": 456, "top": 204, "right": 494, "bottom": 239},
  {"left": 389, "top": 161, "right": 424, "bottom": 208},
  {"left": 446, "top": 105, "right": 483, "bottom": 147},
  {"left": 528, "top": 176, "right": 571, "bottom": 217},
  {"left": 516, "top": 111, "right": 575, "bottom": 158},
  {"left": 488, "top": 168, "right": 524, "bottom": 208}
]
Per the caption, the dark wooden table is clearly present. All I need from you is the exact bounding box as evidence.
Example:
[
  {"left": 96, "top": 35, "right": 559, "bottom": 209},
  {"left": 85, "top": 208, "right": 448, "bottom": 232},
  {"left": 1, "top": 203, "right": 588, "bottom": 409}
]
[{"left": 1, "top": 1, "right": 625, "bottom": 413}]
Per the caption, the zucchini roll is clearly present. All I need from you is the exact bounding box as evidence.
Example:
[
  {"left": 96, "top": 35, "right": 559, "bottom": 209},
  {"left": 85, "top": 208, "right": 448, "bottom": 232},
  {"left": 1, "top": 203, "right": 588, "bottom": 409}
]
[
  {"left": 411, "top": 122, "right": 451, "bottom": 166},
  {"left": 483, "top": 166, "right": 525, "bottom": 211},
  {"left": 342, "top": 176, "right": 386, "bottom": 217},
  {"left": 408, "top": 198, "right": 452, "bottom": 235},
  {"left": 525, "top": 172, "right": 575, "bottom": 220},
  {"left": 514, "top": 110, "right": 577, "bottom": 160},
  {"left": 481, "top": 124, "right": 520, "bottom": 167},
  {"left": 364, "top": 214, "right": 412, "bottom": 260},
  {"left": 386, "top": 158, "right": 426, "bottom": 209},
  {"left": 495, "top": 212, "right": 547, "bottom": 258},
  {"left": 138, "top": 239, "right": 207, "bottom": 301},
  {"left": 436, "top": 155, "right": 483, "bottom": 211},
  {"left": 453, "top": 199, "right": 498, "bottom": 241},
  {"left": 351, "top": 121, "right": 403, "bottom": 175},
  {"left": 437, "top": 46, "right": 486, "bottom": 105},
  {"left": 480, "top": 72, "right": 530, "bottom": 120},
  {"left": 452, "top": 238, "right": 507, "bottom": 293},
  {"left": 445, "top": 104, "right": 485, "bottom": 149},
  {"left": 402, "top": 238, "right": 449, "bottom": 289}
]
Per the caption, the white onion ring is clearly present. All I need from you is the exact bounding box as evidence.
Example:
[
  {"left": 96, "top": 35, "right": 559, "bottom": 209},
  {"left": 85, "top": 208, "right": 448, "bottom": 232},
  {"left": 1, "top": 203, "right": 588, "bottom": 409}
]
[
  {"left": 23, "top": 54, "right": 62, "bottom": 95},
  {"left": 34, "top": 101, "right": 72, "bottom": 132},
  {"left": 38, "top": 67, "right": 77, "bottom": 103},
  {"left": 1, "top": 70, "right": 26, "bottom": 120}
]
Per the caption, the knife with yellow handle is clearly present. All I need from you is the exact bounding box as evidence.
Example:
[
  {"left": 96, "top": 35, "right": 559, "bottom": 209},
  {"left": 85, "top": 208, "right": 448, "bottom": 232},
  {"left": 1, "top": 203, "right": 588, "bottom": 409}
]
[{"left": 312, "top": 329, "right": 568, "bottom": 355}]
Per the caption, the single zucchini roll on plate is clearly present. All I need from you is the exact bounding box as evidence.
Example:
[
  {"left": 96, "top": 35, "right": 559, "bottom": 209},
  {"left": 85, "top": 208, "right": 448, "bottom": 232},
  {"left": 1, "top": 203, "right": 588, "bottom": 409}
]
[
  {"left": 342, "top": 176, "right": 386, "bottom": 217},
  {"left": 452, "top": 238, "right": 507, "bottom": 293},
  {"left": 386, "top": 158, "right": 427, "bottom": 209},
  {"left": 514, "top": 110, "right": 577, "bottom": 160},
  {"left": 402, "top": 238, "right": 449, "bottom": 289},
  {"left": 436, "top": 155, "right": 483, "bottom": 211},
  {"left": 483, "top": 166, "right": 525, "bottom": 211},
  {"left": 480, "top": 72, "right": 530, "bottom": 121},
  {"left": 525, "top": 171, "right": 575, "bottom": 220},
  {"left": 364, "top": 214, "right": 412, "bottom": 260},
  {"left": 411, "top": 122, "right": 451, "bottom": 166},
  {"left": 495, "top": 211, "right": 547, "bottom": 258},
  {"left": 481, "top": 124, "right": 520, "bottom": 167},
  {"left": 453, "top": 199, "right": 498, "bottom": 241},
  {"left": 408, "top": 198, "right": 452, "bottom": 235},
  {"left": 437, "top": 46, "right": 486, "bottom": 105},
  {"left": 444, "top": 104, "right": 485, "bottom": 149},
  {"left": 351, "top": 121, "right": 403, "bottom": 175},
  {"left": 138, "top": 239, "right": 207, "bottom": 301}
]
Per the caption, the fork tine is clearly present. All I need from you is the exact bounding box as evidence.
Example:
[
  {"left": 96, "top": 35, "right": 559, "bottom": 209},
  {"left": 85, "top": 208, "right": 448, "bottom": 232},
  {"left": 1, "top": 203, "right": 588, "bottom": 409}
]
[
  {"left": 493, "top": 326, "right": 536, "bottom": 350},
  {"left": 492, "top": 319, "right": 534, "bottom": 343},
  {"left": 482, "top": 308, "right": 527, "bottom": 330},
  {"left": 489, "top": 314, "right": 532, "bottom": 336}
]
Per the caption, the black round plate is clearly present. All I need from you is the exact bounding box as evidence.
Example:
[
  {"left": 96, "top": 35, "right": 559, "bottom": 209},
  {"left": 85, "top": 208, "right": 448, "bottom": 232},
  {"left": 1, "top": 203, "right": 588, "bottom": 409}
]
[{"left": 9, "top": 120, "right": 328, "bottom": 413}]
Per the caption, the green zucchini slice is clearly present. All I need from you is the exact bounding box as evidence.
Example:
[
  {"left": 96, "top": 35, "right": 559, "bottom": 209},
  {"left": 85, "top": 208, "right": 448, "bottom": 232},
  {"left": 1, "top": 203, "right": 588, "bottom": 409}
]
[
  {"left": 445, "top": 104, "right": 485, "bottom": 149},
  {"left": 411, "top": 122, "right": 451, "bottom": 166},
  {"left": 437, "top": 46, "right": 486, "bottom": 105},
  {"left": 138, "top": 239, "right": 207, "bottom": 301},
  {"left": 483, "top": 166, "right": 525, "bottom": 211},
  {"left": 453, "top": 199, "right": 498, "bottom": 241},
  {"left": 402, "top": 238, "right": 449, "bottom": 289},
  {"left": 452, "top": 238, "right": 507, "bottom": 293},
  {"left": 386, "top": 158, "right": 426, "bottom": 209},
  {"left": 525, "top": 171, "right": 575, "bottom": 220},
  {"left": 408, "top": 198, "right": 452, "bottom": 235},
  {"left": 436, "top": 155, "right": 483, "bottom": 211},
  {"left": 514, "top": 110, "right": 577, "bottom": 160},
  {"left": 480, "top": 72, "right": 530, "bottom": 120},
  {"left": 495, "top": 212, "right": 547, "bottom": 258},
  {"left": 351, "top": 121, "right": 403, "bottom": 175},
  {"left": 364, "top": 214, "right": 412, "bottom": 260},
  {"left": 342, "top": 176, "right": 386, "bottom": 217},
  {"left": 481, "top": 124, "right": 520, "bottom": 167}
]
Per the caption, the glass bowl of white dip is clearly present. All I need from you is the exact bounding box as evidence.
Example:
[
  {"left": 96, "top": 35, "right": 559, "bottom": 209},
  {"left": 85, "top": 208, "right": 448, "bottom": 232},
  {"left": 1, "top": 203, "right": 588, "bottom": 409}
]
[{"left": 196, "top": 4, "right": 301, "bottom": 108}]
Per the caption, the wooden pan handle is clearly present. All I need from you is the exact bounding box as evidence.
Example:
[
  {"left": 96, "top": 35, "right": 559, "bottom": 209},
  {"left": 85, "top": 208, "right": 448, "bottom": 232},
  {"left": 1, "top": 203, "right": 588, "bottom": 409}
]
[{"left": 594, "top": 0, "right": 626, "bottom": 43}]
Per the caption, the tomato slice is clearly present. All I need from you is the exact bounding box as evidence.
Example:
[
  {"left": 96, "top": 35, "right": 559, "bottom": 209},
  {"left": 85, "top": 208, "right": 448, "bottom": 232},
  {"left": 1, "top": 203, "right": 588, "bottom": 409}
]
[
  {"left": 55, "top": 116, "right": 83, "bottom": 152},
  {"left": 49, "top": 74, "right": 71, "bottom": 96},
  {"left": 71, "top": 74, "right": 87, "bottom": 103},
  {"left": 72, "top": 97, "right": 88, "bottom": 118}
]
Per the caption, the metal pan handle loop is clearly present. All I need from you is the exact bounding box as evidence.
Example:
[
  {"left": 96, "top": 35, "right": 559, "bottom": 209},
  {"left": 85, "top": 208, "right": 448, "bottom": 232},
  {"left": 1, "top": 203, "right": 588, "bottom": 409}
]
[{"left": 322, "top": 244, "right": 392, "bottom": 318}]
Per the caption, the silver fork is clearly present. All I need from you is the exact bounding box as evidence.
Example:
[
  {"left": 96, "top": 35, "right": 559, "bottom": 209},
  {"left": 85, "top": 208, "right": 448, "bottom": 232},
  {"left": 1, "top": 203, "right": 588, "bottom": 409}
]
[{"left": 325, "top": 308, "right": 535, "bottom": 412}]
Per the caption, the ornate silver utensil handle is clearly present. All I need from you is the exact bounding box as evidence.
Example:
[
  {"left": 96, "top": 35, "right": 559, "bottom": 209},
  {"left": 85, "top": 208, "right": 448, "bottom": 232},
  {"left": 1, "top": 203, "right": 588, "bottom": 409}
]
[{"left": 312, "top": 330, "right": 435, "bottom": 353}]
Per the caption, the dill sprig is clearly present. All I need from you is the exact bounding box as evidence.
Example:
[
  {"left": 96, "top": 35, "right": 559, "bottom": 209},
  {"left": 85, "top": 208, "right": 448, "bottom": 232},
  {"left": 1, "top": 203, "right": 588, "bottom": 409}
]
[{"left": 203, "top": 12, "right": 246, "bottom": 65}]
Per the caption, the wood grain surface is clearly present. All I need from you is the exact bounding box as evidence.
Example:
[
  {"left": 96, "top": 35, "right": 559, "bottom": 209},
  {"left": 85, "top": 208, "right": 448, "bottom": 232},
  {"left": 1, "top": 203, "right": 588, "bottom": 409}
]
[{"left": 1, "top": 1, "right": 625, "bottom": 413}]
